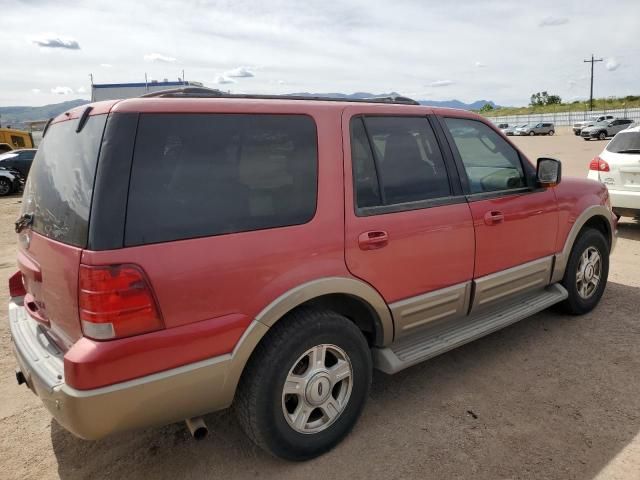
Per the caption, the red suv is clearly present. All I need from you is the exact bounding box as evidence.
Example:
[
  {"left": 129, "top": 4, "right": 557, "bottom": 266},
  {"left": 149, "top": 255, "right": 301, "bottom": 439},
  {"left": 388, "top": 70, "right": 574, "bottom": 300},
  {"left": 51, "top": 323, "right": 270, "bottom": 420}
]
[{"left": 10, "top": 89, "right": 616, "bottom": 460}]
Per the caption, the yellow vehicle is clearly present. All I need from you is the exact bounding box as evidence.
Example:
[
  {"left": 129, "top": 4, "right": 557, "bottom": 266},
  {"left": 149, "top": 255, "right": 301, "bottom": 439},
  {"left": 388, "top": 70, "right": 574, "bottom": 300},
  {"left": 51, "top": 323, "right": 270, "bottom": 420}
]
[{"left": 0, "top": 128, "right": 35, "bottom": 153}]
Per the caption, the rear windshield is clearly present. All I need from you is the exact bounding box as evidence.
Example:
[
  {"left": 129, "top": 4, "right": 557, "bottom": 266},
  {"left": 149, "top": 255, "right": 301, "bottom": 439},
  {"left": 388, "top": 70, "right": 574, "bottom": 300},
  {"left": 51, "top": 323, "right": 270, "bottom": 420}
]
[
  {"left": 21, "top": 115, "right": 106, "bottom": 247},
  {"left": 125, "top": 113, "right": 318, "bottom": 246},
  {"left": 606, "top": 131, "right": 640, "bottom": 153}
]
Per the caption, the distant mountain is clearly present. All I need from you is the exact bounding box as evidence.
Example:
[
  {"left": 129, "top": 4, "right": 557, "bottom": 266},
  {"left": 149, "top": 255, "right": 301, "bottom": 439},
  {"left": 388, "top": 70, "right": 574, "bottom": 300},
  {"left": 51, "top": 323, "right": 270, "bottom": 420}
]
[
  {"left": 0, "top": 99, "right": 90, "bottom": 127},
  {"left": 0, "top": 94, "right": 499, "bottom": 129},
  {"left": 290, "top": 92, "right": 498, "bottom": 110},
  {"left": 418, "top": 99, "right": 498, "bottom": 110}
]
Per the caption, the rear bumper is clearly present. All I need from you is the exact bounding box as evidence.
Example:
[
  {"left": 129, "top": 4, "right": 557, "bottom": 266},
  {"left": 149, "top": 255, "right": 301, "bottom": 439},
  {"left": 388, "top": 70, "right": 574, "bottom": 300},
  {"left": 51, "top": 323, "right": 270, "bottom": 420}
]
[
  {"left": 9, "top": 301, "right": 246, "bottom": 440},
  {"left": 609, "top": 189, "right": 640, "bottom": 212}
]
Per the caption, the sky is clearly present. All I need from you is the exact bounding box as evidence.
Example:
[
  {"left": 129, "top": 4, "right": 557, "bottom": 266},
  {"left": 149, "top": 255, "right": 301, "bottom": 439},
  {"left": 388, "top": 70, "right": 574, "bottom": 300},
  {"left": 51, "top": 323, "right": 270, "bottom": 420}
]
[{"left": 1, "top": 0, "right": 639, "bottom": 107}]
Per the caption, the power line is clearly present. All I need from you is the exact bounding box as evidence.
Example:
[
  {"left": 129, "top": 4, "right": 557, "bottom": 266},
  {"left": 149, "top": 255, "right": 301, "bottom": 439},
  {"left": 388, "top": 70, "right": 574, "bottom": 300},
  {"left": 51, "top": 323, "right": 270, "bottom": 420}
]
[{"left": 583, "top": 54, "right": 603, "bottom": 111}]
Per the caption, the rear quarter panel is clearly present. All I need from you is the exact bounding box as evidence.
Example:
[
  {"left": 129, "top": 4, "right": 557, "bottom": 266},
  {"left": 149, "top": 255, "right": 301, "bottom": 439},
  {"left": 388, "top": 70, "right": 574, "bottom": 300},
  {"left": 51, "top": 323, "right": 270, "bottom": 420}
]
[{"left": 81, "top": 104, "right": 348, "bottom": 341}]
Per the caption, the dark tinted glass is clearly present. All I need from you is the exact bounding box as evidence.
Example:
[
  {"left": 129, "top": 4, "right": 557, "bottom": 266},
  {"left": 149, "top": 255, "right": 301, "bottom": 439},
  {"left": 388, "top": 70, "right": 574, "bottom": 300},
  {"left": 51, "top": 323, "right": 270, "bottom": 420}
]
[
  {"left": 350, "top": 118, "right": 381, "bottom": 208},
  {"left": 125, "top": 114, "right": 317, "bottom": 246},
  {"left": 21, "top": 115, "right": 106, "bottom": 247},
  {"left": 445, "top": 117, "right": 525, "bottom": 193},
  {"left": 606, "top": 131, "right": 640, "bottom": 153},
  {"left": 351, "top": 116, "right": 450, "bottom": 207}
]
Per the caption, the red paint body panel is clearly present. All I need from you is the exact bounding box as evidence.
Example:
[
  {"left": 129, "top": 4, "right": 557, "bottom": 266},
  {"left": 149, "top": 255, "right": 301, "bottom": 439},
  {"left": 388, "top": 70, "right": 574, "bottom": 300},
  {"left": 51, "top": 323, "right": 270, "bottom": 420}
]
[
  {"left": 64, "top": 313, "right": 247, "bottom": 390},
  {"left": 552, "top": 177, "right": 610, "bottom": 252},
  {"left": 468, "top": 189, "right": 559, "bottom": 277},
  {"left": 341, "top": 105, "right": 475, "bottom": 301},
  {"left": 18, "top": 232, "right": 83, "bottom": 349},
  {"left": 18, "top": 97, "right": 612, "bottom": 393}
]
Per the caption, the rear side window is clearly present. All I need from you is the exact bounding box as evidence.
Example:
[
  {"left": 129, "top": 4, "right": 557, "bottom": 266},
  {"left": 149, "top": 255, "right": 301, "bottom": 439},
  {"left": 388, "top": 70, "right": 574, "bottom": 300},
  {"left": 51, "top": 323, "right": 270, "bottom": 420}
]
[
  {"left": 11, "top": 135, "right": 26, "bottom": 148},
  {"left": 444, "top": 117, "right": 526, "bottom": 194},
  {"left": 350, "top": 116, "right": 451, "bottom": 209},
  {"left": 22, "top": 115, "right": 106, "bottom": 247},
  {"left": 125, "top": 114, "right": 318, "bottom": 246}
]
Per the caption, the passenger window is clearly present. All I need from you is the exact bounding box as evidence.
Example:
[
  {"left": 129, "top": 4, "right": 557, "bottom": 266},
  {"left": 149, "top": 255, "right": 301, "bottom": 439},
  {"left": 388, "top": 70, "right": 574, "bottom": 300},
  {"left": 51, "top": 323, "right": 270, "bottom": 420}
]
[
  {"left": 11, "top": 136, "right": 25, "bottom": 148},
  {"left": 126, "top": 114, "right": 318, "bottom": 246},
  {"left": 350, "top": 116, "right": 451, "bottom": 208},
  {"left": 444, "top": 117, "right": 526, "bottom": 194}
]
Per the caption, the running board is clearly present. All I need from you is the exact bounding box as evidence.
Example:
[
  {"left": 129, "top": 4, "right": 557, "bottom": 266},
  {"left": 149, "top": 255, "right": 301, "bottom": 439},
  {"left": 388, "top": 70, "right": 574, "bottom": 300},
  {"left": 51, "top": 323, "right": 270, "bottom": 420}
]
[{"left": 374, "top": 284, "right": 568, "bottom": 374}]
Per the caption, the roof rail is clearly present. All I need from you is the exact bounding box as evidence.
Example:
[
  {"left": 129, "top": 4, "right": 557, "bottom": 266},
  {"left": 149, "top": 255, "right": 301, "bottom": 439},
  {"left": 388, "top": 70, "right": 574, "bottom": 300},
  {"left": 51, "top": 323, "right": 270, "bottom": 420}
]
[{"left": 139, "top": 87, "right": 420, "bottom": 105}]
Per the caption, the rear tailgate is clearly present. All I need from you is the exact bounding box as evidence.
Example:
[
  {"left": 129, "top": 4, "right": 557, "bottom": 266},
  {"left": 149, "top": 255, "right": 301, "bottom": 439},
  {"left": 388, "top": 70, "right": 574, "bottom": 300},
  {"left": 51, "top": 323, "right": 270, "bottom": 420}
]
[
  {"left": 18, "top": 234, "right": 83, "bottom": 349},
  {"left": 17, "top": 109, "right": 109, "bottom": 349},
  {"left": 602, "top": 131, "right": 640, "bottom": 193}
]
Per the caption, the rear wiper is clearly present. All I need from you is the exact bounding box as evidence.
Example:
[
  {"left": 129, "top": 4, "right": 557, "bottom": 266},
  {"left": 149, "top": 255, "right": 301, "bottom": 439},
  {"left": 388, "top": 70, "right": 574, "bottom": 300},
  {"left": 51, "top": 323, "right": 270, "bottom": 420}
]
[
  {"left": 15, "top": 213, "right": 33, "bottom": 234},
  {"left": 615, "top": 149, "right": 640, "bottom": 154}
]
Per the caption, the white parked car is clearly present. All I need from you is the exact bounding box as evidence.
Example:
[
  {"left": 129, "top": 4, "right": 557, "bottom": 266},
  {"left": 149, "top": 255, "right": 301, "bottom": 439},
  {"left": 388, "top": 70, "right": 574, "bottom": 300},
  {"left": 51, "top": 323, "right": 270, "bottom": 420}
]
[{"left": 588, "top": 124, "right": 640, "bottom": 218}]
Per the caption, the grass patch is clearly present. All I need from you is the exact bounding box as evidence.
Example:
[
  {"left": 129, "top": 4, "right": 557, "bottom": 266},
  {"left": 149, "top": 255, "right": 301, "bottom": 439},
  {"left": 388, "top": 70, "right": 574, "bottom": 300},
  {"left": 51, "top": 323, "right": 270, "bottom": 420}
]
[{"left": 480, "top": 96, "right": 640, "bottom": 116}]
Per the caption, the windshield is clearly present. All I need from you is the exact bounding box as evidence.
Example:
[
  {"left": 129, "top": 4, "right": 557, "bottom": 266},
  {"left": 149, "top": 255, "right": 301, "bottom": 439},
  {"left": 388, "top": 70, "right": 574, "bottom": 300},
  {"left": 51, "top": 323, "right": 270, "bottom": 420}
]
[
  {"left": 21, "top": 115, "right": 106, "bottom": 247},
  {"left": 606, "top": 132, "right": 640, "bottom": 153}
]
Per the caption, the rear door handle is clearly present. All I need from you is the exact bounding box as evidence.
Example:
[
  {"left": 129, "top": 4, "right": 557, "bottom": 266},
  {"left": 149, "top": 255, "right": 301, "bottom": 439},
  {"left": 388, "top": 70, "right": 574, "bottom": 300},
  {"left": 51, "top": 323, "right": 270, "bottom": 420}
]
[
  {"left": 358, "top": 231, "right": 389, "bottom": 250},
  {"left": 483, "top": 210, "right": 505, "bottom": 226}
]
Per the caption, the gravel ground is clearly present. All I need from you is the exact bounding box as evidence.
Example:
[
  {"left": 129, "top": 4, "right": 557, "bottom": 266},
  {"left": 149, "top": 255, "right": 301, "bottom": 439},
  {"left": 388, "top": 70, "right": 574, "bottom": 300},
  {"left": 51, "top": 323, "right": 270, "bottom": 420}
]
[{"left": 0, "top": 130, "right": 639, "bottom": 480}]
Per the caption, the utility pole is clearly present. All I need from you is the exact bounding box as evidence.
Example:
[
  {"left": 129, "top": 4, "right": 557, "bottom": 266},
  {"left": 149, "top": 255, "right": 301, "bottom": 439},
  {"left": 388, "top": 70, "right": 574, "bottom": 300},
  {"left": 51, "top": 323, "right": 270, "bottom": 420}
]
[{"left": 583, "top": 54, "right": 603, "bottom": 111}]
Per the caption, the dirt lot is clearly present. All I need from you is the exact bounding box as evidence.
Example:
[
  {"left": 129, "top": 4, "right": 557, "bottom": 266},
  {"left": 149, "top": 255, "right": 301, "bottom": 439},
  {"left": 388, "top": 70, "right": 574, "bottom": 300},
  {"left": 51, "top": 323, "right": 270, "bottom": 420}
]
[{"left": 1, "top": 131, "right": 639, "bottom": 480}]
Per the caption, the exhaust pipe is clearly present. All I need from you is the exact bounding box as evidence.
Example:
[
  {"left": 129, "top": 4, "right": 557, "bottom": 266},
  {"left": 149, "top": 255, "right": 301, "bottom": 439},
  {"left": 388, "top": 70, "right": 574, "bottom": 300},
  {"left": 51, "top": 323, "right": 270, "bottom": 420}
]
[{"left": 185, "top": 417, "right": 208, "bottom": 440}]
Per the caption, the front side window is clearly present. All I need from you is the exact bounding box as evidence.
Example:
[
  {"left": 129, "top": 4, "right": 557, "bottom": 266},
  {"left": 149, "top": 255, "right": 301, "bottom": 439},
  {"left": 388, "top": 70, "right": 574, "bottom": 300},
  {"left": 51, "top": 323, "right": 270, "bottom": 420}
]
[
  {"left": 125, "top": 114, "right": 318, "bottom": 246},
  {"left": 444, "top": 117, "right": 526, "bottom": 194},
  {"left": 350, "top": 116, "right": 451, "bottom": 209}
]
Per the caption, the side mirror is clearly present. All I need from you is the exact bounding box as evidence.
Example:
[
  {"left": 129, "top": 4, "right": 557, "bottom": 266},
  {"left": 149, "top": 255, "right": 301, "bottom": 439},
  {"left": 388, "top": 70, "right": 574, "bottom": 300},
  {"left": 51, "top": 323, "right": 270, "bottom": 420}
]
[
  {"left": 607, "top": 123, "right": 614, "bottom": 127},
  {"left": 537, "top": 158, "right": 561, "bottom": 187}
]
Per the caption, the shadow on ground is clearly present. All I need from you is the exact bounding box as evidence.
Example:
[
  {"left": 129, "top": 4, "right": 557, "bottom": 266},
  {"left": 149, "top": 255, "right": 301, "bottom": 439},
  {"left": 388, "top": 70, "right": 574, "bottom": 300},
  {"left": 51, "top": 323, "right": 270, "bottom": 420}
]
[{"left": 52, "top": 281, "right": 640, "bottom": 480}]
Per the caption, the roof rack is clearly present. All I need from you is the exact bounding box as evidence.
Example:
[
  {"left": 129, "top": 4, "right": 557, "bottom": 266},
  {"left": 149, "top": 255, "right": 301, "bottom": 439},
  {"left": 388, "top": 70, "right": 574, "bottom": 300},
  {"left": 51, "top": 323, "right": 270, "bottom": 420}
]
[{"left": 140, "top": 87, "right": 420, "bottom": 105}]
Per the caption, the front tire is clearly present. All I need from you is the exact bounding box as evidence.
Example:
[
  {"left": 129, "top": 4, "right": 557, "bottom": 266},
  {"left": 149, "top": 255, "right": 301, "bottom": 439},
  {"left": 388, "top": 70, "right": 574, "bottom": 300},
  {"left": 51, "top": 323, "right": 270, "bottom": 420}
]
[
  {"left": 529, "top": 131, "right": 535, "bottom": 136},
  {"left": 0, "top": 178, "right": 12, "bottom": 196},
  {"left": 560, "top": 228, "right": 609, "bottom": 315},
  {"left": 235, "top": 308, "right": 372, "bottom": 460},
  {"left": 598, "top": 131, "right": 607, "bottom": 140},
  {"left": 548, "top": 130, "right": 555, "bottom": 136}
]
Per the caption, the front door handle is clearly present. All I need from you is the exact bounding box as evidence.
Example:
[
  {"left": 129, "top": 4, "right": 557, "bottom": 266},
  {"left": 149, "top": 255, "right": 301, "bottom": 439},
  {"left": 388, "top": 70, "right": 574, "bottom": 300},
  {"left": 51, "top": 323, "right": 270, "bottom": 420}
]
[
  {"left": 483, "top": 210, "right": 505, "bottom": 226},
  {"left": 358, "top": 231, "right": 389, "bottom": 250}
]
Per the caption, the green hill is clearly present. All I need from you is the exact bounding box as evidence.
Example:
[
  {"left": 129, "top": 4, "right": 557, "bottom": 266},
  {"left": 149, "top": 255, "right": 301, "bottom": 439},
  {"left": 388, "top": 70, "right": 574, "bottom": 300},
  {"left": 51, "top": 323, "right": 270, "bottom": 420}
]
[{"left": 0, "top": 99, "right": 90, "bottom": 127}]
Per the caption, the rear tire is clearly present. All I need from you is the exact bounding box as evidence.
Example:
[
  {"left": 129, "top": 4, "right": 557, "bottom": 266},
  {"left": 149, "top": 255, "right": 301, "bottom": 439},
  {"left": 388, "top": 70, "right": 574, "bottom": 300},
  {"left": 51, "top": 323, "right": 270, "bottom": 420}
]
[
  {"left": 560, "top": 228, "right": 609, "bottom": 315},
  {"left": 529, "top": 131, "right": 535, "bottom": 136},
  {"left": 235, "top": 308, "right": 372, "bottom": 461},
  {"left": 548, "top": 130, "right": 555, "bottom": 136}
]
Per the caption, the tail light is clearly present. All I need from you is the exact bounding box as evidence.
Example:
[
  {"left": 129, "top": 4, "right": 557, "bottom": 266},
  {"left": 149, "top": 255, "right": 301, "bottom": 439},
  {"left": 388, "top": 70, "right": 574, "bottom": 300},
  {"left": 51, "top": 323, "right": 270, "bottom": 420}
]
[
  {"left": 589, "top": 156, "right": 610, "bottom": 172},
  {"left": 9, "top": 271, "right": 26, "bottom": 297},
  {"left": 79, "top": 264, "right": 164, "bottom": 340}
]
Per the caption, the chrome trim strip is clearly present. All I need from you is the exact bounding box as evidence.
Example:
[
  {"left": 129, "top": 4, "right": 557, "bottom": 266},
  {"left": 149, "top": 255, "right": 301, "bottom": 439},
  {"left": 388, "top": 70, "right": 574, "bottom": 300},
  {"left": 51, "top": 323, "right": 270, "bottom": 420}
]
[{"left": 389, "top": 282, "right": 471, "bottom": 337}]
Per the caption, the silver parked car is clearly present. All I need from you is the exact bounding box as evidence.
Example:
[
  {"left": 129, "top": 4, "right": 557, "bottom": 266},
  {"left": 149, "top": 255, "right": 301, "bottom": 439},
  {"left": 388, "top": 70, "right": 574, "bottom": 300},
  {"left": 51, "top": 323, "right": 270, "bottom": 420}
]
[
  {"left": 518, "top": 122, "right": 555, "bottom": 136},
  {"left": 581, "top": 119, "right": 634, "bottom": 140}
]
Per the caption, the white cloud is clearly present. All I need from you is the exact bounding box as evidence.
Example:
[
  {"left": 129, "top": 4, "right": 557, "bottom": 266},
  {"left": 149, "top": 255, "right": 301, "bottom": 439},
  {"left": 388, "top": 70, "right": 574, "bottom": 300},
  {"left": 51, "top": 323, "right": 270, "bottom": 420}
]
[
  {"left": 429, "top": 80, "right": 454, "bottom": 87},
  {"left": 567, "top": 80, "right": 577, "bottom": 89},
  {"left": 100, "top": 63, "right": 113, "bottom": 68},
  {"left": 51, "top": 86, "right": 73, "bottom": 95},
  {"left": 144, "top": 53, "right": 177, "bottom": 63},
  {"left": 605, "top": 58, "right": 620, "bottom": 71},
  {"left": 539, "top": 16, "right": 569, "bottom": 27},
  {"left": 31, "top": 89, "right": 41, "bottom": 94},
  {"left": 77, "top": 86, "right": 87, "bottom": 93},
  {"left": 225, "top": 66, "right": 255, "bottom": 78},
  {"left": 32, "top": 36, "right": 80, "bottom": 49},
  {"left": 215, "top": 75, "right": 236, "bottom": 85},
  {"left": 475, "top": 61, "right": 486, "bottom": 68}
]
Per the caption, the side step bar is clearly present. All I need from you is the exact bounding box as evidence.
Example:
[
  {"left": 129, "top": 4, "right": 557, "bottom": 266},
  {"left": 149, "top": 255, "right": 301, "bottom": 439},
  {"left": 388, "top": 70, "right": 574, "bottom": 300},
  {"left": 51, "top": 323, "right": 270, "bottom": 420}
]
[{"left": 374, "top": 284, "right": 568, "bottom": 374}]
